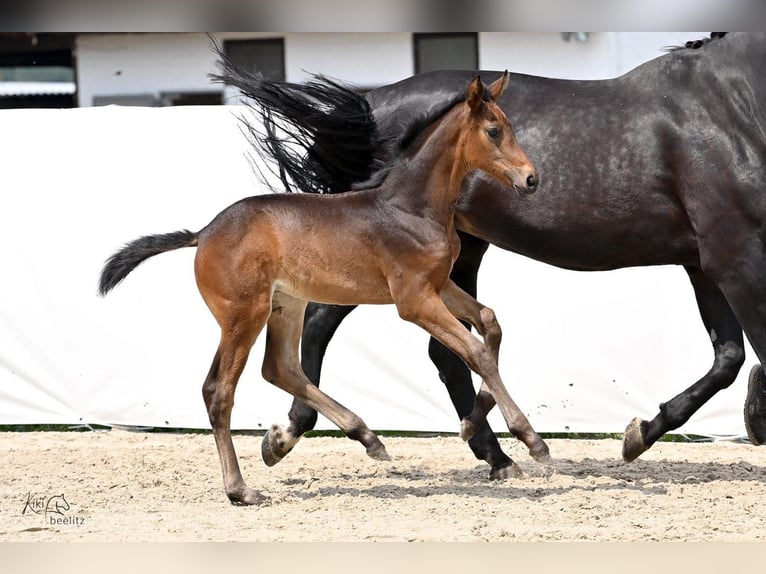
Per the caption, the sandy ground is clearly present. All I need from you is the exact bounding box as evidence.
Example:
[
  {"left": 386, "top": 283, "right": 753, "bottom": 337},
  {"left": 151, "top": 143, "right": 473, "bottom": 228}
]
[{"left": 2, "top": 430, "right": 765, "bottom": 542}]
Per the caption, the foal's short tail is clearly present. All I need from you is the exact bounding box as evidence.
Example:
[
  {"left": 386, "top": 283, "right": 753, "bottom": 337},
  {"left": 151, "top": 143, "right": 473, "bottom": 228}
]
[
  {"left": 98, "top": 230, "right": 198, "bottom": 296},
  {"left": 208, "top": 39, "right": 379, "bottom": 195}
]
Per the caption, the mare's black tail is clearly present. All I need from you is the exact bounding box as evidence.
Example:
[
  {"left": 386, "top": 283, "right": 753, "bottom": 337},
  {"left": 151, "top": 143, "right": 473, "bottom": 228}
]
[
  {"left": 99, "top": 230, "right": 198, "bottom": 296},
  {"left": 209, "top": 40, "right": 379, "bottom": 194}
]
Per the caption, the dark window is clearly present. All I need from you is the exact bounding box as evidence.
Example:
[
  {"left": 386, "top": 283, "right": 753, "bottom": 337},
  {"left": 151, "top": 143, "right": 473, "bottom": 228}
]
[
  {"left": 223, "top": 38, "right": 285, "bottom": 81},
  {"left": 0, "top": 65, "right": 74, "bottom": 82},
  {"left": 413, "top": 33, "right": 478, "bottom": 74},
  {"left": 0, "top": 37, "right": 77, "bottom": 108},
  {"left": 160, "top": 92, "right": 223, "bottom": 106},
  {"left": 93, "top": 94, "right": 157, "bottom": 107}
]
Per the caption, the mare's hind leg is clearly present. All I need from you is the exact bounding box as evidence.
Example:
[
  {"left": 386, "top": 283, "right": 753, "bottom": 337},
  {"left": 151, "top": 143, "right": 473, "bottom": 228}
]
[
  {"left": 202, "top": 307, "right": 271, "bottom": 506},
  {"left": 622, "top": 266, "right": 745, "bottom": 461},
  {"left": 745, "top": 364, "right": 766, "bottom": 444},
  {"left": 261, "top": 294, "right": 390, "bottom": 463},
  {"left": 261, "top": 303, "right": 358, "bottom": 466},
  {"left": 705, "top": 255, "right": 766, "bottom": 446},
  {"left": 428, "top": 233, "right": 517, "bottom": 479},
  {"left": 394, "top": 284, "right": 549, "bottom": 463}
]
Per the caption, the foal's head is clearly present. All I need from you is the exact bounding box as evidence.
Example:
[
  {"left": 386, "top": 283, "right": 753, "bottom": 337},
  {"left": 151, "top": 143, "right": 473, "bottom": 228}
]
[{"left": 459, "top": 73, "right": 538, "bottom": 195}]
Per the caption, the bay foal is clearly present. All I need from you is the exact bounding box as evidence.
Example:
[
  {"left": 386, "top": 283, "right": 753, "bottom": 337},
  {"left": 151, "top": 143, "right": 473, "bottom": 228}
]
[{"left": 99, "top": 74, "right": 546, "bottom": 505}]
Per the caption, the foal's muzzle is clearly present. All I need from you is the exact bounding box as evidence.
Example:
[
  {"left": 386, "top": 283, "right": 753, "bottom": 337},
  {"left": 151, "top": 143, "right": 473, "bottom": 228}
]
[{"left": 507, "top": 169, "right": 539, "bottom": 196}]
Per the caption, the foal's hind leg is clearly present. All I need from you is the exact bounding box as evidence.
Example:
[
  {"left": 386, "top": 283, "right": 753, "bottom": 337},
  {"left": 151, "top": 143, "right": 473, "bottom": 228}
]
[
  {"left": 261, "top": 303, "right": 359, "bottom": 466},
  {"left": 622, "top": 267, "right": 745, "bottom": 461},
  {"left": 202, "top": 307, "right": 271, "bottom": 506},
  {"left": 261, "top": 294, "right": 390, "bottom": 463}
]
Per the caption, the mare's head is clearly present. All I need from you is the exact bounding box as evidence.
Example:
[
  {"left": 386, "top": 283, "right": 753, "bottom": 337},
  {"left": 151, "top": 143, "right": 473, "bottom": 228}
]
[{"left": 459, "top": 73, "right": 538, "bottom": 195}]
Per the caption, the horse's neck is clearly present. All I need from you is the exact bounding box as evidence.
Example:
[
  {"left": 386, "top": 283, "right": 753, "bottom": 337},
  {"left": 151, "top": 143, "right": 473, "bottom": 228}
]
[{"left": 379, "top": 107, "right": 468, "bottom": 223}]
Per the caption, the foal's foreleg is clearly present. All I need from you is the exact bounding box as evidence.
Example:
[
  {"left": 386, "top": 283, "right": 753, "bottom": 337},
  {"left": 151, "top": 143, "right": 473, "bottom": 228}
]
[
  {"left": 427, "top": 233, "right": 516, "bottom": 480},
  {"left": 261, "top": 295, "right": 390, "bottom": 463},
  {"left": 396, "top": 288, "right": 549, "bottom": 463},
  {"left": 439, "top": 281, "right": 502, "bottom": 441}
]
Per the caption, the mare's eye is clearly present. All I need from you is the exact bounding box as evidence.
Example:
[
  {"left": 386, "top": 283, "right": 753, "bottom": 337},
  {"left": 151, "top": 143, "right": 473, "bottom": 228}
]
[{"left": 486, "top": 126, "right": 500, "bottom": 139}]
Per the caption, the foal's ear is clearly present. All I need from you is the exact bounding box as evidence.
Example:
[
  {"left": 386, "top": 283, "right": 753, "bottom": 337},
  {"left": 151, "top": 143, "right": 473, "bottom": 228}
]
[
  {"left": 466, "top": 75, "right": 485, "bottom": 113},
  {"left": 488, "top": 70, "right": 509, "bottom": 101}
]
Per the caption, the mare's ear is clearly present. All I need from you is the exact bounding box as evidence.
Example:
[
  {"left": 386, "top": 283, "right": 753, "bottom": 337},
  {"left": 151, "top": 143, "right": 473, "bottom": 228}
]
[
  {"left": 466, "top": 76, "right": 485, "bottom": 113},
  {"left": 488, "top": 70, "right": 509, "bottom": 101}
]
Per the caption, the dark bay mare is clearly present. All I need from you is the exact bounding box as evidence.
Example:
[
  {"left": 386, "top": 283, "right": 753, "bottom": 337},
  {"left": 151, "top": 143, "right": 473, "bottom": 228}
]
[
  {"left": 99, "top": 73, "right": 546, "bottom": 505},
  {"left": 232, "top": 32, "right": 766, "bottom": 479}
]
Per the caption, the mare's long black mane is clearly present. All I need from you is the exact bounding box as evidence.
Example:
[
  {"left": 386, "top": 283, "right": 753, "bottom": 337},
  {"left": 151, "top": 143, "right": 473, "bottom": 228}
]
[
  {"left": 210, "top": 40, "right": 381, "bottom": 194},
  {"left": 666, "top": 32, "right": 727, "bottom": 52},
  {"left": 210, "top": 38, "right": 464, "bottom": 195},
  {"left": 213, "top": 33, "right": 727, "bottom": 195}
]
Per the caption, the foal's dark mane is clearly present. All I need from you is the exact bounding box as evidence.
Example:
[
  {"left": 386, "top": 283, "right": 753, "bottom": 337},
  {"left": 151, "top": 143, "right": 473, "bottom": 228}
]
[{"left": 349, "top": 93, "right": 465, "bottom": 191}]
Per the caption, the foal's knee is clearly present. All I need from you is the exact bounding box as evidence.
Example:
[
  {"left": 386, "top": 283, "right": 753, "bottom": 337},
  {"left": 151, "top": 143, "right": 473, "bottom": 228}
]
[{"left": 478, "top": 306, "right": 502, "bottom": 345}]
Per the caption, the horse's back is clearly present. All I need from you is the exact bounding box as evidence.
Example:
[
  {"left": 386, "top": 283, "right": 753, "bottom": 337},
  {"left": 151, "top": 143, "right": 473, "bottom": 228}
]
[{"left": 368, "top": 34, "right": 766, "bottom": 271}]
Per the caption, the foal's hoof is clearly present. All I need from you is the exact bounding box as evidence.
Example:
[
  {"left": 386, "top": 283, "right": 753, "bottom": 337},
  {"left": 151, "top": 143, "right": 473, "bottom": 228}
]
[
  {"left": 460, "top": 419, "right": 477, "bottom": 442},
  {"left": 529, "top": 442, "right": 553, "bottom": 465},
  {"left": 228, "top": 488, "right": 271, "bottom": 507},
  {"left": 261, "top": 424, "right": 299, "bottom": 467},
  {"left": 489, "top": 461, "right": 524, "bottom": 480},
  {"left": 622, "top": 417, "right": 650, "bottom": 462},
  {"left": 366, "top": 444, "right": 392, "bottom": 461},
  {"left": 745, "top": 365, "right": 766, "bottom": 446}
]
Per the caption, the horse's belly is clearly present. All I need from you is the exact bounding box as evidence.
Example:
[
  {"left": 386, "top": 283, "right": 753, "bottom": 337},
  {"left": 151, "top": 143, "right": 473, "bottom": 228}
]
[{"left": 274, "top": 266, "right": 394, "bottom": 306}]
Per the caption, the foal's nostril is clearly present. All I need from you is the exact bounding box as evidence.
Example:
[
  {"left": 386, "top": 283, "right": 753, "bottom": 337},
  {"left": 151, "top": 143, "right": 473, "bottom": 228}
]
[{"left": 526, "top": 173, "right": 538, "bottom": 191}]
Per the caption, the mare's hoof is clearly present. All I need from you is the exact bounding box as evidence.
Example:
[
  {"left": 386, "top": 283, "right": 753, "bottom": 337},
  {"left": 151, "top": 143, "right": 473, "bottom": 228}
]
[
  {"left": 745, "top": 364, "right": 766, "bottom": 445},
  {"left": 460, "top": 419, "right": 477, "bottom": 441},
  {"left": 622, "top": 417, "right": 649, "bottom": 462},
  {"left": 489, "top": 461, "right": 524, "bottom": 480},
  {"left": 367, "top": 444, "right": 392, "bottom": 461},
  {"left": 261, "top": 424, "right": 298, "bottom": 467},
  {"left": 228, "top": 489, "right": 271, "bottom": 507}
]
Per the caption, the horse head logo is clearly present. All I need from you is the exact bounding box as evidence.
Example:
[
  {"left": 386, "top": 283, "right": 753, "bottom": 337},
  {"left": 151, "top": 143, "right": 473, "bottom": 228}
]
[{"left": 45, "top": 494, "right": 70, "bottom": 517}]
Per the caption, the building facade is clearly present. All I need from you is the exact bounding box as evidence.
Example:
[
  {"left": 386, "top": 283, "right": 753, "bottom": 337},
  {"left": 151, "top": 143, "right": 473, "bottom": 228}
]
[{"left": 1, "top": 32, "right": 704, "bottom": 109}]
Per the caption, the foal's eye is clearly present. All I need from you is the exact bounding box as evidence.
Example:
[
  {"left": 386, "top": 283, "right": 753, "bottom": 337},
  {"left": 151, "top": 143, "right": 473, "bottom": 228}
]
[{"left": 486, "top": 126, "right": 500, "bottom": 139}]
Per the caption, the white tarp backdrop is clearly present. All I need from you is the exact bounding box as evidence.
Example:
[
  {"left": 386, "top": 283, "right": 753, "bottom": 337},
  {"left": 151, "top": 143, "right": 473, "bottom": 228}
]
[{"left": 0, "top": 105, "right": 754, "bottom": 438}]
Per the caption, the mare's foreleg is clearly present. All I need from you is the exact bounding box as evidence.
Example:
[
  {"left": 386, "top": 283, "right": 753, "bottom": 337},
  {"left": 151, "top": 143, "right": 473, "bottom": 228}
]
[
  {"left": 261, "top": 295, "right": 390, "bottom": 463},
  {"left": 261, "top": 303, "right": 358, "bottom": 466},
  {"left": 395, "top": 285, "right": 549, "bottom": 463},
  {"left": 622, "top": 267, "right": 745, "bottom": 461}
]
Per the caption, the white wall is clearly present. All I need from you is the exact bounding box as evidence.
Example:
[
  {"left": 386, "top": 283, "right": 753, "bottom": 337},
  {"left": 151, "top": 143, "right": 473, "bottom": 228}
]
[
  {"left": 0, "top": 105, "right": 753, "bottom": 439},
  {"left": 75, "top": 33, "right": 710, "bottom": 107},
  {"left": 284, "top": 33, "right": 413, "bottom": 87},
  {"left": 76, "top": 33, "right": 220, "bottom": 107},
  {"left": 479, "top": 32, "right": 706, "bottom": 79}
]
